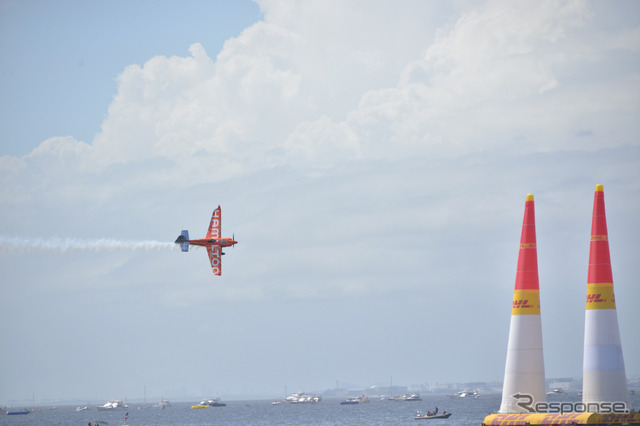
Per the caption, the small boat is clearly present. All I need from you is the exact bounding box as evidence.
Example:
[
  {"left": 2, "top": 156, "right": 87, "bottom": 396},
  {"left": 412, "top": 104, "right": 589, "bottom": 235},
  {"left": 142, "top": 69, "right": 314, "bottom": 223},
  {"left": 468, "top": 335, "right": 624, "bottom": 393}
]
[
  {"left": 271, "top": 392, "right": 321, "bottom": 404},
  {"left": 193, "top": 398, "right": 226, "bottom": 408},
  {"left": 286, "top": 392, "right": 322, "bottom": 403},
  {"left": 448, "top": 389, "right": 480, "bottom": 398},
  {"left": 203, "top": 398, "right": 226, "bottom": 407},
  {"left": 340, "top": 396, "right": 370, "bottom": 405},
  {"left": 153, "top": 399, "right": 171, "bottom": 409},
  {"left": 76, "top": 406, "right": 89, "bottom": 411},
  {"left": 97, "top": 400, "right": 128, "bottom": 410},
  {"left": 403, "top": 394, "right": 423, "bottom": 401},
  {"left": 6, "top": 409, "right": 29, "bottom": 415},
  {"left": 415, "top": 410, "right": 452, "bottom": 420}
]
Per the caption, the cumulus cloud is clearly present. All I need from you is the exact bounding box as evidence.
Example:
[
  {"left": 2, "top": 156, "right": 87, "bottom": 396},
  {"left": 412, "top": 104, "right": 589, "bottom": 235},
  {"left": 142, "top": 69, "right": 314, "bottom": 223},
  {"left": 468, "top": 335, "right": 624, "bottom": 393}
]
[
  {"left": 1, "top": 2, "right": 638, "bottom": 288},
  {"left": 0, "top": 2, "right": 636, "bottom": 285},
  {"left": 3, "top": 0, "right": 637, "bottom": 190},
  {"left": 1, "top": 0, "right": 638, "bottom": 273}
]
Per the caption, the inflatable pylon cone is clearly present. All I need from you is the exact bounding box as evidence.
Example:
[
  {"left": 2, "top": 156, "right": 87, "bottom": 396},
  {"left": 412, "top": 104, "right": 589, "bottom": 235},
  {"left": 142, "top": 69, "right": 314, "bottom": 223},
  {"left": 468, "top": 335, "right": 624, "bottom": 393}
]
[
  {"left": 582, "top": 184, "right": 629, "bottom": 410},
  {"left": 499, "top": 194, "right": 546, "bottom": 413}
]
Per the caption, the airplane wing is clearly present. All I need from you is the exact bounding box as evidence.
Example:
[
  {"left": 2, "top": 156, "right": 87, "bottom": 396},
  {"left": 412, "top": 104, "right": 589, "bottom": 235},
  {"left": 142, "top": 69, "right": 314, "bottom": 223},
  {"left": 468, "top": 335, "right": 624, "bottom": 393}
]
[
  {"left": 207, "top": 244, "right": 221, "bottom": 276},
  {"left": 206, "top": 205, "right": 221, "bottom": 240}
]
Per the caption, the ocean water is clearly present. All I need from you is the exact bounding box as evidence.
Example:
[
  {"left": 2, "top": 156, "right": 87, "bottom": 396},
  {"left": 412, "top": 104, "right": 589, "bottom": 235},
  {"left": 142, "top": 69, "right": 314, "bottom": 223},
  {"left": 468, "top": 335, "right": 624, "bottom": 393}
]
[
  {"left": 1, "top": 394, "right": 494, "bottom": 426},
  {"left": 2, "top": 393, "right": 639, "bottom": 426}
]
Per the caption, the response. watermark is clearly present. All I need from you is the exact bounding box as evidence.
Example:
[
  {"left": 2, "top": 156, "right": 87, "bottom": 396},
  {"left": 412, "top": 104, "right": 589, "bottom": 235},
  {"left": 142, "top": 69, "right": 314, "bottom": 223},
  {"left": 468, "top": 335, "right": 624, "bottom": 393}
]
[{"left": 512, "top": 393, "right": 629, "bottom": 413}]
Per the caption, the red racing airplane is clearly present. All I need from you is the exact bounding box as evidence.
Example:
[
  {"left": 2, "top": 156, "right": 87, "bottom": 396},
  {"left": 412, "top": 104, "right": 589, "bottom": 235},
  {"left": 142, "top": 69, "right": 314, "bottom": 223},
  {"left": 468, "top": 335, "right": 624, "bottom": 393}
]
[{"left": 175, "top": 205, "right": 237, "bottom": 276}]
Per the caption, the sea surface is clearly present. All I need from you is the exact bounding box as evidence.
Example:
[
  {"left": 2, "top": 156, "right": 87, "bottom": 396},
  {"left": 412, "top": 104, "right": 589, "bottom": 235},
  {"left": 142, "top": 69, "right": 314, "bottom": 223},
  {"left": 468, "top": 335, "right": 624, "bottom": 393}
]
[{"left": 2, "top": 392, "right": 639, "bottom": 426}]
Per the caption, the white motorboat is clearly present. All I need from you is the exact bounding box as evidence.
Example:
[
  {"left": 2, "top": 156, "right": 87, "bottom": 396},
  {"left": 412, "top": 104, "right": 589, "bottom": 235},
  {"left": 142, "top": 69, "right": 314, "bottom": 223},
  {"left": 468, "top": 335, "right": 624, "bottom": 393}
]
[
  {"left": 447, "top": 389, "right": 480, "bottom": 398},
  {"left": 153, "top": 399, "right": 171, "bottom": 408},
  {"left": 285, "top": 392, "right": 322, "bottom": 403},
  {"left": 403, "top": 394, "right": 423, "bottom": 401},
  {"left": 96, "top": 400, "right": 128, "bottom": 410},
  {"left": 340, "top": 395, "right": 370, "bottom": 404},
  {"left": 199, "top": 398, "right": 226, "bottom": 407}
]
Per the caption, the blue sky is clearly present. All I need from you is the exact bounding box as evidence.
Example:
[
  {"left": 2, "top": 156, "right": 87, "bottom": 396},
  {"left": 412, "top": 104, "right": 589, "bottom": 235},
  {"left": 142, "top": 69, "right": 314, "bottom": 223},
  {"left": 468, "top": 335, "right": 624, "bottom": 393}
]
[
  {"left": 0, "top": 0, "right": 261, "bottom": 156},
  {"left": 1, "top": 0, "right": 639, "bottom": 405}
]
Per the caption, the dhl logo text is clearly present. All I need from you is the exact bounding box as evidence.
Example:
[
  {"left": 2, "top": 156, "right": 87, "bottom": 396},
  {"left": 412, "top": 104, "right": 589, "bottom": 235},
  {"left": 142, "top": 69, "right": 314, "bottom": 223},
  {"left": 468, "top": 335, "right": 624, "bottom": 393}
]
[
  {"left": 512, "top": 299, "right": 532, "bottom": 309},
  {"left": 601, "top": 413, "right": 640, "bottom": 422},
  {"left": 510, "top": 291, "right": 540, "bottom": 314},
  {"left": 541, "top": 413, "right": 583, "bottom": 422},
  {"left": 586, "top": 293, "right": 605, "bottom": 303},
  {"left": 585, "top": 288, "right": 616, "bottom": 309}
]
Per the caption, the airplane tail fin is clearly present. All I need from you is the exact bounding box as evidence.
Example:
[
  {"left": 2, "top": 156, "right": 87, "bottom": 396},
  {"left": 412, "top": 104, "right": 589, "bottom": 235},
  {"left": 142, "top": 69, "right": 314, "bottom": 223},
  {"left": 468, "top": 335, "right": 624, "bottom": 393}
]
[{"left": 175, "top": 230, "right": 190, "bottom": 252}]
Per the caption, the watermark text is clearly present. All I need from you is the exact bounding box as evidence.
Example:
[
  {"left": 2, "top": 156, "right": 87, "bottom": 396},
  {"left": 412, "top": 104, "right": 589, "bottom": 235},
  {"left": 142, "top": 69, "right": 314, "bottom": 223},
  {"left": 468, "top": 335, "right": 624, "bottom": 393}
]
[{"left": 512, "top": 393, "right": 629, "bottom": 413}]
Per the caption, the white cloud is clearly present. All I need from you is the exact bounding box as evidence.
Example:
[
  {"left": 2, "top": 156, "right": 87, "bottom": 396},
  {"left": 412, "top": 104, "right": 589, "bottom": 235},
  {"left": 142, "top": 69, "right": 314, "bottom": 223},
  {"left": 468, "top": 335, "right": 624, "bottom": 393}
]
[
  {"left": 3, "top": 0, "right": 634, "bottom": 189},
  {"left": 1, "top": 0, "right": 638, "bottom": 266}
]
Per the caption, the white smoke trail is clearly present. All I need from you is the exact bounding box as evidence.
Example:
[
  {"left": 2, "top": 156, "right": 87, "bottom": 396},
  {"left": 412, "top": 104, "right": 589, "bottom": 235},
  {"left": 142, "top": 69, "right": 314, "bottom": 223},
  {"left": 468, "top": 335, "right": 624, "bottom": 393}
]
[{"left": 0, "top": 236, "right": 177, "bottom": 253}]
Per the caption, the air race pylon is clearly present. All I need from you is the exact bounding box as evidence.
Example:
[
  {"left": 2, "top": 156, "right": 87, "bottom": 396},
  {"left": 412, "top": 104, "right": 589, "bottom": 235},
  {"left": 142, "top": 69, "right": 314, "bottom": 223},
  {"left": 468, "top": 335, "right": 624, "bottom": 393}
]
[
  {"left": 499, "top": 194, "right": 546, "bottom": 414},
  {"left": 582, "top": 184, "right": 629, "bottom": 410}
]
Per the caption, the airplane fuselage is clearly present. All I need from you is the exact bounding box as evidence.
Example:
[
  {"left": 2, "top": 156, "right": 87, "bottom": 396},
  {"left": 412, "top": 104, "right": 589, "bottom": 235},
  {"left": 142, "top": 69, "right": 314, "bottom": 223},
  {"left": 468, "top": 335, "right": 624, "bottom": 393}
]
[{"left": 188, "top": 238, "right": 237, "bottom": 249}]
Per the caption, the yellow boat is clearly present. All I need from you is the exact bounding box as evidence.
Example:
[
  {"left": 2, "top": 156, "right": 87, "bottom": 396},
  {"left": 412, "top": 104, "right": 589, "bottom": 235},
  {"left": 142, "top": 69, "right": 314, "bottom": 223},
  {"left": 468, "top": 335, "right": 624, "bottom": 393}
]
[{"left": 191, "top": 405, "right": 210, "bottom": 409}]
